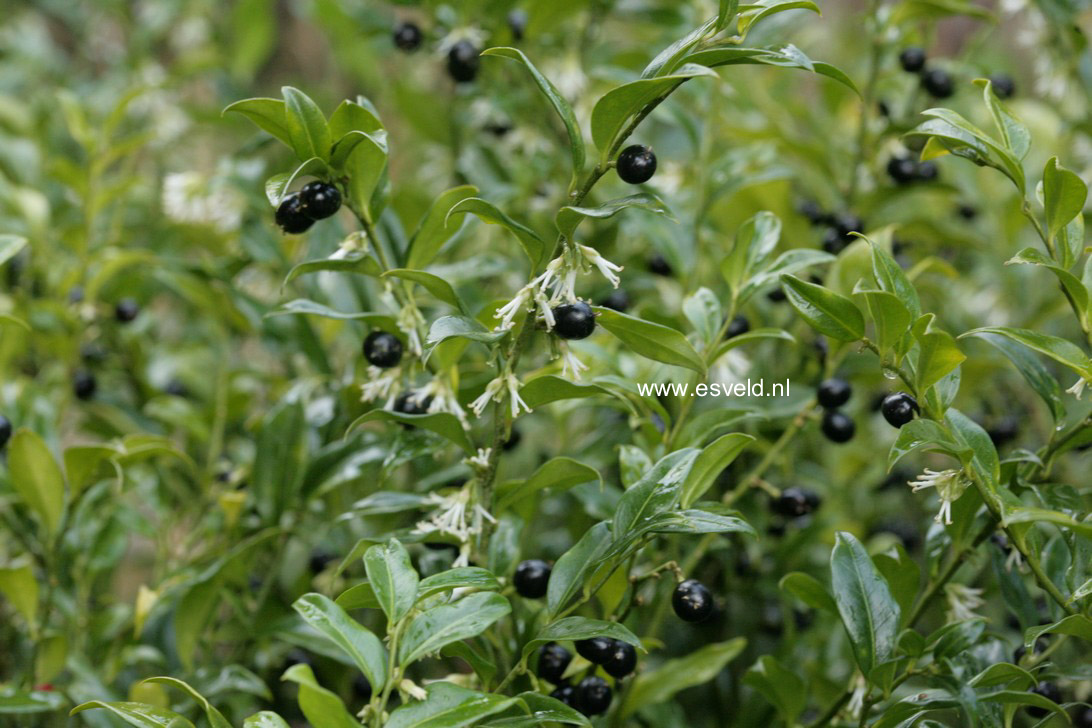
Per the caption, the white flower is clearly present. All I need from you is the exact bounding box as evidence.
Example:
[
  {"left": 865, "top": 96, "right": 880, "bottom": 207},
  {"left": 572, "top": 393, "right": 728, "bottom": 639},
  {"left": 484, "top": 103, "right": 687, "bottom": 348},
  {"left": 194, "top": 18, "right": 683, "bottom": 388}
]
[
  {"left": 495, "top": 286, "right": 534, "bottom": 331},
  {"left": 469, "top": 376, "right": 507, "bottom": 417},
  {"left": 846, "top": 674, "right": 868, "bottom": 718},
  {"left": 908, "top": 469, "right": 970, "bottom": 525},
  {"left": 399, "top": 679, "right": 428, "bottom": 701},
  {"left": 505, "top": 373, "right": 531, "bottom": 418},
  {"left": 468, "top": 373, "right": 531, "bottom": 418},
  {"left": 417, "top": 378, "right": 469, "bottom": 429},
  {"left": 561, "top": 344, "right": 589, "bottom": 381},
  {"left": 397, "top": 302, "right": 426, "bottom": 356},
  {"left": 338, "top": 231, "right": 369, "bottom": 254},
  {"left": 577, "top": 244, "right": 623, "bottom": 288},
  {"left": 466, "top": 448, "right": 492, "bottom": 469},
  {"left": 360, "top": 366, "right": 401, "bottom": 404},
  {"left": 162, "top": 171, "right": 244, "bottom": 232},
  {"left": 1066, "top": 377, "right": 1088, "bottom": 399},
  {"left": 412, "top": 486, "right": 495, "bottom": 566},
  {"left": 944, "top": 583, "right": 985, "bottom": 622}
]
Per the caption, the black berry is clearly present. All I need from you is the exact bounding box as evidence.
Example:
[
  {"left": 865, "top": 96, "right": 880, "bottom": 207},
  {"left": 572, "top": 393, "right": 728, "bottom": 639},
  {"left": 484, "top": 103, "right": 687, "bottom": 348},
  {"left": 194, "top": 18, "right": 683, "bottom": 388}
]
[
  {"left": 772, "top": 487, "right": 820, "bottom": 519},
  {"left": 822, "top": 227, "right": 848, "bottom": 254},
  {"left": 165, "top": 379, "right": 188, "bottom": 397},
  {"left": 921, "top": 67, "right": 954, "bottom": 98},
  {"left": 393, "top": 391, "right": 432, "bottom": 415},
  {"left": 601, "top": 640, "right": 637, "bottom": 679},
  {"left": 507, "top": 9, "right": 528, "bottom": 40},
  {"left": 353, "top": 675, "right": 372, "bottom": 702},
  {"left": 513, "top": 559, "right": 551, "bottom": 598},
  {"left": 990, "top": 73, "right": 1015, "bottom": 99},
  {"left": 881, "top": 392, "right": 919, "bottom": 428},
  {"left": 616, "top": 144, "right": 657, "bottom": 185},
  {"left": 898, "top": 47, "right": 926, "bottom": 73},
  {"left": 817, "top": 378, "right": 851, "bottom": 409},
  {"left": 275, "top": 193, "right": 314, "bottom": 234},
  {"left": 987, "top": 416, "right": 1018, "bottom": 446},
  {"left": 393, "top": 21, "right": 423, "bottom": 52},
  {"left": 550, "top": 684, "right": 575, "bottom": 706},
  {"left": 672, "top": 579, "right": 714, "bottom": 623},
  {"left": 724, "top": 315, "right": 750, "bottom": 339},
  {"left": 73, "top": 370, "right": 96, "bottom": 400},
  {"left": 552, "top": 302, "right": 596, "bottom": 340},
  {"left": 1027, "top": 682, "right": 1061, "bottom": 718},
  {"left": 574, "top": 637, "right": 614, "bottom": 664},
  {"left": 957, "top": 204, "right": 978, "bottom": 220},
  {"left": 574, "top": 676, "right": 611, "bottom": 716},
  {"left": 536, "top": 643, "right": 572, "bottom": 683},
  {"left": 363, "top": 331, "right": 403, "bottom": 368},
  {"left": 115, "top": 298, "right": 139, "bottom": 323},
  {"left": 599, "top": 289, "right": 630, "bottom": 312},
  {"left": 915, "top": 160, "right": 938, "bottom": 182},
  {"left": 447, "top": 40, "right": 480, "bottom": 83},
  {"left": 300, "top": 181, "right": 341, "bottom": 220},
  {"left": 1074, "top": 707, "right": 1092, "bottom": 728},
  {"left": 821, "top": 410, "right": 855, "bottom": 443},
  {"left": 0, "top": 415, "right": 11, "bottom": 449},
  {"left": 648, "top": 253, "right": 673, "bottom": 276},
  {"left": 798, "top": 200, "right": 830, "bottom": 226},
  {"left": 887, "top": 156, "right": 918, "bottom": 185},
  {"left": 767, "top": 287, "right": 787, "bottom": 302},
  {"left": 309, "top": 549, "right": 334, "bottom": 575},
  {"left": 502, "top": 428, "right": 521, "bottom": 450},
  {"left": 832, "top": 213, "right": 863, "bottom": 238}
]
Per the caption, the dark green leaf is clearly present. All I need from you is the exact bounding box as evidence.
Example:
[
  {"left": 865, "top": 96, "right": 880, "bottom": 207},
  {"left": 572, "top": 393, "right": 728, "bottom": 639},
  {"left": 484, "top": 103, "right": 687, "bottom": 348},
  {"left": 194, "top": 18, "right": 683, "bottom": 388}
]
[
  {"left": 830, "top": 532, "right": 901, "bottom": 679},
  {"left": 780, "top": 275, "right": 865, "bottom": 341}
]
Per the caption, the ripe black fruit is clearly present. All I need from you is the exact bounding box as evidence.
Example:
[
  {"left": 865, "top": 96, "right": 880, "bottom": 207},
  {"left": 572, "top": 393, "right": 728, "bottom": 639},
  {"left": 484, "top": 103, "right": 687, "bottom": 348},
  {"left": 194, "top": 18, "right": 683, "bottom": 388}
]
[
  {"left": 300, "top": 181, "right": 341, "bottom": 220},
  {"left": 394, "top": 391, "right": 432, "bottom": 415},
  {"left": 363, "top": 331, "right": 403, "bottom": 368},
  {"left": 1027, "top": 682, "right": 1061, "bottom": 718},
  {"left": 822, "top": 227, "right": 848, "bottom": 254},
  {"left": 821, "top": 410, "right": 855, "bottom": 443},
  {"left": 958, "top": 204, "right": 978, "bottom": 220},
  {"left": 275, "top": 193, "right": 314, "bottom": 234},
  {"left": 602, "top": 640, "right": 637, "bottom": 679},
  {"left": 574, "top": 636, "right": 614, "bottom": 664},
  {"left": 0, "top": 415, "right": 11, "bottom": 449},
  {"left": 772, "top": 487, "right": 820, "bottom": 519},
  {"left": 832, "top": 212, "right": 863, "bottom": 238},
  {"left": 574, "top": 676, "right": 611, "bottom": 716},
  {"left": 553, "top": 302, "right": 596, "bottom": 340},
  {"left": 616, "top": 144, "right": 657, "bottom": 184},
  {"left": 1074, "top": 707, "right": 1092, "bottom": 728},
  {"left": 725, "top": 315, "right": 750, "bottom": 339},
  {"left": 798, "top": 200, "right": 830, "bottom": 226},
  {"left": 309, "top": 549, "right": 334, "bottom": 575},
  {"left": 648, "top": 253, "right": 673, "bottom": 276},
  {"left": 536, "top": 643, "right": 572, "bottom": 683},
  {"left": 887, "top": 156, "right": 918, "bottom": 185},
  {"left": 165, "top": 379, "right": 188, "bottom": 397},
  {"left": 353, "top": 675, "right": 372, "bottom": 702},
  {"left": 447, "top": 40, "right": 480, "bottom": 83},
  {"left": 898, "top": 47, "right": 926, "bottom": 73},
  {"left": 115, "top": 298, "right": 139, "bottom": 323},
  {"left": 916, "top": 160, "right": 938, "bottom": 182},
  {"left": 599, "top": 289, "right": 630, "bottom": 312},
  {"left": 921, "top": 68, "right": 954, "bottom": 98},
  {"left": 73, "top": 370, "right": 96, "bottom": 400},
  {"left": 881, "top": 392, "right": 919, "bottom": 428},
  {"left": 393, "top": 21, "right": 423, "bottom": 52},
  {"left": 817, "top": 378, "right": 851, "bottom": 408},
  {"left": 990, "top": 73, "right": 1015, "bottom": 99},
  {"left": 513, "top": 559, "right": 551, "bottom": 598},
  {"left": 507, "top": 9, "right": 528, "bottom": 40},
  {"left": 550, "top": 684, "right": 575, "bottom": 706},
  {"left": 672, "top": 579, "right": 714, "bottom": 623}
]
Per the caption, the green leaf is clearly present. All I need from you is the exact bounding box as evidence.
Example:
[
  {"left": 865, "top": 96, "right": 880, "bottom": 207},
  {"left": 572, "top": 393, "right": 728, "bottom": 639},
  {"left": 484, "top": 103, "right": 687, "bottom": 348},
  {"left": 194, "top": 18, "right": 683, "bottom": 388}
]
[
  {"left": 737, "top": 249, "right": 834, "bottom": 305},
  {"left": 264, "top": 157, "right": 329, "bottom": 206},
  {"left": 612, "top": 449, "right": 699, "bottom": 539},
  {"left": 912, "top": 314, "right": 966, "bottom": 392},
  {"left": 830, "top": 532, "right": 901, "bottom": 679},
  {"left": 1005, "top": 247, "right": 1089, "bottom": 327},
  {"left": 778, "top": 572, "right": 837, "bottom": 614},
  {"left": 680, "top": 433, "right": 754, "bottom": 507},
  {"left": 496, "top": 457, "right": 600, "bottom": 512},
  {"left": 141, "top": 678, "right": 231, "bottom": 728},
  {"left": 960, "top": 326, "right": 1092, "bottom": 379},
  {"left": 946, "top": 408, "right": 999, "bottom": 490},
  {"left": 399, "top": 592, "right": 511, "bottom": 665},
  {"left": 1003, "top": 508, "right": 1092, "bottom": 540},
  {"left": 590, "top": 64, "right": 717, "bottom": 160},
  {"left": 519, "top": 375, "right": 609, "bottom": 408},
  {"left": 522, "top": 617, "right": 642, "bottom": 662},
  {"left": 417, "top": 568, "right": 501, "bottom": 601},
  {"left": 334, "top": 582, "right": 379, "bottom": 610},
  {"left": 0, "top": 234, "right": 28, "bottom": 267},
  {"left": 481, "top": 48, "right": 585, "bottom": 182},
  {"left": 547, "top": 522, "right": 613, "bottom": 616},
  {"left": 426, "top": 315, "right": 506, "bottom": 347},
  {"left": 281, "top": 664, "right": 359, "bottom": 728},
  {"left": 872, "top": 545, "right": 920, "bottom": 626},
  {"left": 644, "top": 508, "right": 756, "bottom": 536},
  {"left": 223, "top": 97, "right": 291, "bottom": 147},
  {"left": 780, "top": 275, "right": 865, "bottom": 341},
  {"left": 243, "top": 712, "right": 291, "bottom": 728},
  {"left": 907, "top": 109, "right": 1025, "bottom": 192},
  {"left": 887, "top": 419, "right": 970, "bottom": 470},
  {"left": 857, "top": 289, "right": 912, "bottom": 355},
  {"left": 446, "top": 197, "right": 546, "bottom": 268},
  {"left": 292, "top": 593, "right": 388, "bottom": 689},
  {"left": 683, "top": 287, "right": 724, "bottom": 346},
  {"left": 406, "top": 186, "right": 480, "bottom": 270},
  {"left": 349, "top": 409, "right": 474, "bottom": 454},
  {"left": 555, "top": 193, "right": 675, "bottom": 241},
  {"left": 743, "top": 655, "right": 806, "bottom": 725},
  {"left": 328, "top": 98, "right": 383, "bottom": 137},
  {"left": 970, "top": 332, "right": 1066, "bottom": 421},
  {"left": 619, "top": 639, "right": 746, "bottom": 718},
  {"left": 977, "top": 79, "right": 1030, "bottom": 160},
  {"left": 267, "top": 298, "right": 391, "bottom": 323},
  {"left": 505, "top": 693, "right": 591, "bottom": 727},
  {"left": 329, "top": 129, "right": 385, "bottom": 169},
  {"left": 980, "top": 690, "right": 1065, "bottom": 716},
  {"left": 1023, "top": 613, "right": 1092, "bottom": 646},
  {"left": 342, "top": 131, "right": 388, "bottom": 223},
  {"left": 968, "top": 663, "right": 1035, "bottom": 690},
  {"left": 364, "top": 539, "right": 419, "bottom": 625},
  {"left": 709, "top": 328, "right": 795, "bottom": 363},
  {"left": 283, "top": 251, "right": 382, "bottom": 288},
  {"left": 868, "top": 238, "right": 921, "bottom": 317},
  {"left": 593, "top": 307, "right": 706, "bottom": 374},
  {"left": 686, "top": 45, "right": 859, "bottom": 94},
  {"left": 386, "top": 683, "right": 518, "bottom": 728},
  {"left": 1043, "top": 157, "right": 1088, "bottom": 267},
  {"left": 69, "top": 701, "right": 196, "bottom": 728},
  {"left": 384, "top": 270, "right": 465, "bottom": 311},
  {"left": 7, "top": 429, "right": 65, "bottom": 535},
  {"left": 738, "top": 1, "right": 821, "bottom": 37},
  {"left": 252, "top": 401, "right": 307, "bottom": 523},
  {"left": 281, "top": 87, "right": 331, "bottom": 162},
  {"left": 0, "top": 563, "right": 39, "bottom": 633}
]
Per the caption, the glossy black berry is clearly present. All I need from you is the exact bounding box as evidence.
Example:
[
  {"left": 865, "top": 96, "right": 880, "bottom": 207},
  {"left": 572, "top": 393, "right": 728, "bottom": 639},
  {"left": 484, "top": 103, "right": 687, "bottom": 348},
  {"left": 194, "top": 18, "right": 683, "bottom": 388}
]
[
  {"left": 0, "top": 415, "right": 11, "bottom": 449},
  {"left": 616, "top": 144, "right": 657, "bottom": 185},
  {"left": 165, "top": 379, "right": 188, "bottom": 397},
  {"left": 1027, "top": 682, "right": 1061, "bottom": 718},
  {"left": 990, "top": 73, "right": 1015, "bottom": 99},
  {"left": 536, "top": 643, "right": 572, "bottom": 683},
  {"left": 899, "top": 47, "right": 926, "bottom": 73},
  {"left": 798, "top": 200, "right": 830, "bottom": 226},
  {"left": 817, "top": 378, "right": 851, "bottom": 409},
  {"left": 363, "top": 331, "right": 403, "bottom": 368},
  {"left": 1074, "top": 707, "right": 1092, "bottom": 728},
  {"left": 447, "top": 40, "right": 480, "bottom": 83},
  {"left": 73, "top": 370, "right": 96, "bottom": 400},
  {"left": 300, "top": 181, "right": 341, "bottom": 220},
  {"left": 552, "top": 302, "right": 596, "bottom": 340},
  {"left": 599, "top": 289, "right": 630, "bottom": 312},
  {"left": 821, "top": 410, "right": 855, "bottom": 443},
  {"left": 275, "top": 193, "right": 314, "bottom": 234},
  {"left": 502, "top": 428, "right": 521, "bottom": 450},
  {"left": 916, "top": 160, "right": 938, "bottom": 182},
  {"left": 574, "top": 676, "right": 611, "bottom": 716},
  {"left": 921, "top": 67, "right": 954, "bottom": 98},
  {"left": 725, "top": 315, "right": 750, "bottom": 339},
  {"left": 507, "top": 9, "right": 528, "bottom": 40},
  {"left": 767, "top": 287, "right": 787, "bottom": 302},
  {"left": 513, "top": 559, "right": 551, "bottom": 598},
  {"left": 881, "top": 392, "right": 919, "bottom": 428},
  {"left": 393, "top": 21, "right": 423, "bottom": 52},
  {"left": 574, "top": 636, "right": 614, "bottom": 664},
  {"left": 832, "top": 213, "right": 863, "bottom": 238},
  {"left": 887, "top": 156, "right": 918, "bottom": 185},
  {"left": 958, "top": 204, "right": 978, "bottom": 220},
  {"left": 393, "top": 391, "right": 432, "bottom": 415},
  {"left": 550, "top": 684, "right": 575, "bottom": 706},
  {"left": 987, "top": 416, "right": 1018, "bottom": 446},
  {"left": 602, "top": 640, "right": 637, "bottom": 679},
  {"left": 771, "top": 487, "right": 820, "bottom": 519},
  {"left": 115, "top": 298, "right": 139, "bottom": 323},
  {"left": 672, "top": 579, "right": 714, "bottom": 623},
  {"left": 648, "top": 253, "right": 673, "bottom": 276},
  {"left": 353, "top": 674, "right": 372, "bottom": 702},
  {"left": 822, "top": 227, "right": 848, "bottom": 254},
  {"left": 309, "top": 549, "right": 334, "bottom": 575}
]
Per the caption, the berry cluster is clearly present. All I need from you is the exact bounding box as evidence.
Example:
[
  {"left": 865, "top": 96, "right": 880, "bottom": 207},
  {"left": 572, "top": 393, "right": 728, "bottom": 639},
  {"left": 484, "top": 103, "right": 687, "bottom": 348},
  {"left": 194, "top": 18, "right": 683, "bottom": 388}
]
[
  {"left": 817, "top": 377, "right": 855, "bottom": 443},
  {"left": 799, "top": 202, "right": 865, "bottom": 256},
  {"left": 275, "top": 181, "right": 342, "bottom": 234},
  {"left": 899, "top": 46, "right": 1016, "bottom": 101},
  {"left": 886, "top": 154, "right": 938, "bottom": 185}
]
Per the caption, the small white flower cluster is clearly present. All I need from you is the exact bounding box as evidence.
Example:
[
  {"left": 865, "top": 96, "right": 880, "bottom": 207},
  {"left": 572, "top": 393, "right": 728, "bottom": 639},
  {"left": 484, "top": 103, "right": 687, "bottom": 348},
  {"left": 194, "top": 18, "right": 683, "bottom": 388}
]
[
  {"left": 1066, "top": 377, "right": 1088, "bottom": 400},
  {"left": 908, "top": 468, "right": 970, "bottom": 525},
  {"left": 416, "top": 377, "right": 470, "bottom": 428},
  {"left": 944, "top": 583, "right": 986, "bottom": 622},
  {"left": 469, "top": 372, "right": 530, "bottom": 419},
  {"left": 162, "top": 171, "right": 245, "bottom": 233},
  {"left": 396, "top": 301, "right": 426, "bottom": 357},
  {"left": 360, "top": 366, "right": 402, "bottom": 406},
  {"left": 412, "top": 486, "right": 495, "bottom": 567}
]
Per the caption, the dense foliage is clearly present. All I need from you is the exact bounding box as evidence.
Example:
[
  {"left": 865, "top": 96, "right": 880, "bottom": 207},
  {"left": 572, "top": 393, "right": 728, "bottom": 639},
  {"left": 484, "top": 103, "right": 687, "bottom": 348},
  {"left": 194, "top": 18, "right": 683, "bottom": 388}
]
[{"left": 2, "top": 1, "right": 1092, "bottom": 726}]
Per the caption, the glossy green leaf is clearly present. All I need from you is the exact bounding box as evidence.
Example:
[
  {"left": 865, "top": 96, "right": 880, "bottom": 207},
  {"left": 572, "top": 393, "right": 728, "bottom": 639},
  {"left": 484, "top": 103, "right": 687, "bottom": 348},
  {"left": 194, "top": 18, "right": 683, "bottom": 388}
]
[
  {"left": 8, "top": 429, "right": 65, "bottom": 535},
  {"left": 830, "top": 532, "right": 900, "bottom": 679},
  {"left": 281, "top": 86, "right": 330, "bottom": 162},
  {"left": 349, "top": 409, "right": 474, "bottom": 453},
  {"left": 780, "top": 274, "right": 864, "bottom": 341},
  {"left": 223, "top": 97, "right": 291, "bottom": 146},
  {"left": 496, "top": 457, "right": 600, "bottom": 511},
  {"left": 141, "top": 678, "right": 231, "bottom": 728},
  {"left": 281, "top": 664, "right": 359, "bottom": 728},
  {"left": 364, "top": 539, "right": 419, "bottom": 625},
  {"left": 778, "top": 572, "right": 837, "bottom": 614},
  {"left": 417, "top": 568, "right": 501, "bottom": 601},
  {"left": 283, "top": 251, "right": 382, "bottom": 287},
  {"left": 426, "top": 315, "right": 506, "bottom": 346},
  {"left": 593, "top": 307, "right": 705, "bottom": 374},
  {"left": 446, "top": 197, "right": 545, "bottom": 268},
  {"left": 384, "top": 269, "right": 465, "bottom": 311},
  {"left": 1042, "top": 156, "right": 1087, "bottom": 245},
  {"left": 69, "top": 701, "right": 196, "bottom": 728},
  {"left": 522, "top": 617, "right": 642, "bottom": 662},
  {"left": 620, "top": 639, "right": 745, "bottom": 718},
  {"left": 547, "top": 522, "right": 613, "bottom": 616},
  {"left": 686, "top": 45, "right": 859, "bottom": 94},
  {"left": 386, "top": 682, "right": 518, "bottom": 728},
  {"left": 406, "top": 186, "right": 480, "bottom": 270},
  {"left": 518, "top": 375, "right": 609, "bottom": 408},
  {"left": 680, "top": 433, "right": 754, "bottom": 507},
  {"left": 555, "top": 193, "right": 674, "bottom": 241},
  {"left": 292, "top": 593, "right": 388, "bottom": 688},
  {"left": 612, "top": 448, "right": 699, "bottom": 539},
  {"left": 961, "top": 326, "right": 1092, "bottom": 379},
  {"left": 399, "top": 592, "right": 511, "bottom": 665},
  {"left": 243, "top": 712, "right": 291, "bottom": 728},
  {"left": 743, "top": 655, "right": 806, "bottom": 724},
  {"left": 913, "top": 314, "right": 966, "bottom": 392}
]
